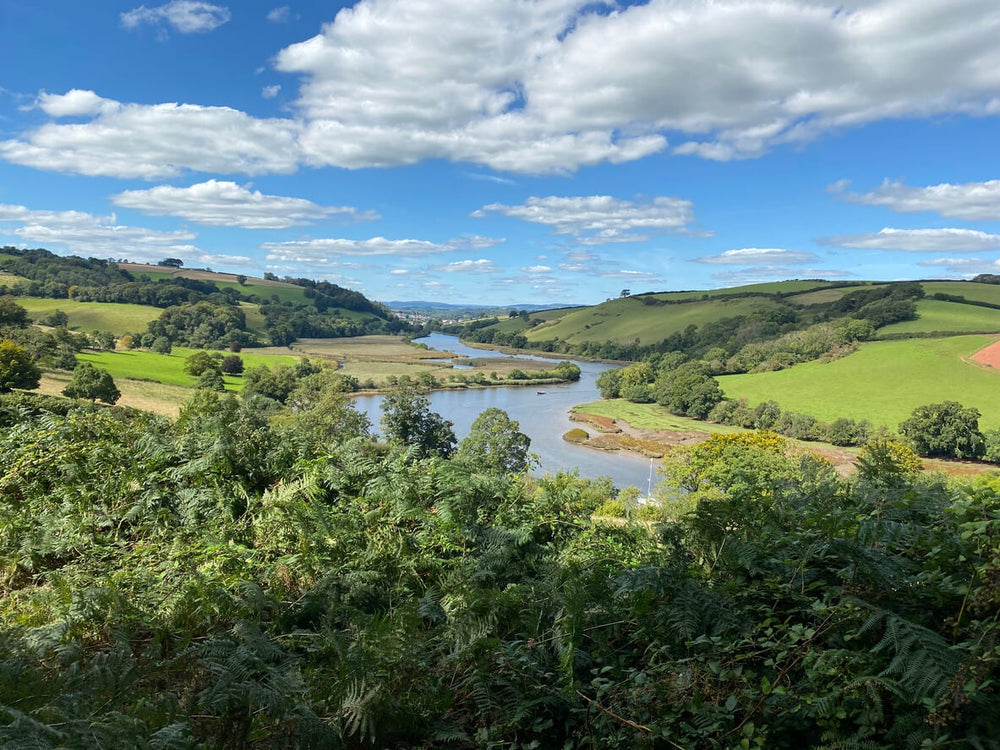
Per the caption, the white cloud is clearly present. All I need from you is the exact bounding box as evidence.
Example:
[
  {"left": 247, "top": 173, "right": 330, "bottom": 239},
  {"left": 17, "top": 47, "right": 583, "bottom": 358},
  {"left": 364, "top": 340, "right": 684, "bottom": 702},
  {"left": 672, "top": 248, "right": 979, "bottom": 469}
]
[
  {"left": 431, "top": 259, "right": 499, "bottom": 273},
  {"left": 262, "top": 85, "right": 281, "bottom": 99},
  {"left": 917, "top": 257, "right": 1000, "bottom": 276},
  {"left": 711, "top": 267, "right": 857, "bottom": 284},
  {"left": 262, "top": 235, "right": 504, "bottom": 263},
  {"left": 695, "top": 248, "right": 818, "bottom": 265},
  {"left": 0, "top": 203, "right": 251, "bottom": 267},
  {"left": 522, "top": 265, "right": 552, "bottom": 274},
  {"left": 122, "top": 1, "right": 231, "bottom": 34},
  {"left": 595, "top": 269, "right": 661, "bottom": 280},
  {"left": 278, "top": 0, "right": 1000, "bottom": 170},
  {"left": 9, "top": 0, "right": 1000, "bottom": 176},
  {"left": 820, "top": 227, "right": 1000, "bottom": 252},
  {"left": 0, "top": 96, "right": 301, "bottom": 179},
  {"left": 35, "top": 90, "right": 119, "bottom": 118},
  {"left": 474, "top": 195, "right": 701, "bottom": 244},
  {"left": 111, "top": 179, "right": 378, "bottom": 229},
  {"left": 835, "top": 179, "right": 1000, "bottom": 221},
  {"left": 267, "top": 6, "right": 292, "bottom": 23}
]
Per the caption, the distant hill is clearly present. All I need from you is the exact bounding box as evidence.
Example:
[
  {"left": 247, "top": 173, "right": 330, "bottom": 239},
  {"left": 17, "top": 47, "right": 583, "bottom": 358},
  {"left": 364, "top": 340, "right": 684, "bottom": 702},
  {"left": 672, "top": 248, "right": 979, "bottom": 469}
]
[
  {"left": 446, "top": 278, "right": 1000, "bottom": 359},
  {"left": 386, "top": 301, "right": 558, "bottom": 319},
  {"left": 0, "top": 247, "right": 412, "bottom": 347}
]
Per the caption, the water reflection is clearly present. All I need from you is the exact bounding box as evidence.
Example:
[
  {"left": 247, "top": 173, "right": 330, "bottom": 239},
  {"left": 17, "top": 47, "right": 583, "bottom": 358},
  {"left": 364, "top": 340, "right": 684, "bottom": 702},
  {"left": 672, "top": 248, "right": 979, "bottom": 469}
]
[{"left": 352, "top": 334, "right": 653, "bottom": 490}]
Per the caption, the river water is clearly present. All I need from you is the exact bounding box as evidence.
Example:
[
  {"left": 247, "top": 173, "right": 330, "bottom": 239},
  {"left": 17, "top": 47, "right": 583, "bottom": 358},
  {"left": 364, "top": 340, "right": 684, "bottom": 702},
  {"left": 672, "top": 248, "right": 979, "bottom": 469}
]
[{"left": 352, "top": 333, "right": 655, "bottom": 490}]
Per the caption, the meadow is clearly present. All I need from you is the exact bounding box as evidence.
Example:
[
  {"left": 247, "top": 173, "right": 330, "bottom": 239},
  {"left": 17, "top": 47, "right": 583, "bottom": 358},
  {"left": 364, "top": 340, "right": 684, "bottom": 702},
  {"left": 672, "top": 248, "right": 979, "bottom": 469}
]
[
  {"left": 877, "top": 298, "right": 1000, "bottom": 336},
  {"left": 16, "top": 297, "right": 162, "bottom": 335},
  {"left": 717, "top": 334, "right": 1000, "bottom": 430},
  {"left": 77, "top": 347, "right": 301, "bottom": 388}
]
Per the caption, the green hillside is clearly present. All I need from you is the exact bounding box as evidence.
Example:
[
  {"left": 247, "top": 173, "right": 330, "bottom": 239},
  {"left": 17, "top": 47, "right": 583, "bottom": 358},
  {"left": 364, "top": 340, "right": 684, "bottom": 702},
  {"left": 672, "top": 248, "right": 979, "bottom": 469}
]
[
  {"left": 878, "top": 298, "right": 1000, "bottom": 337},
  {"left": 717, "top": 335, "right": 1000, "bottom": 430},
  {"left": 524, "top": 294, "right": 791, "bottom": 346},
  {"left": 16, "top": 297, "right": 162, "bottom": 335}
]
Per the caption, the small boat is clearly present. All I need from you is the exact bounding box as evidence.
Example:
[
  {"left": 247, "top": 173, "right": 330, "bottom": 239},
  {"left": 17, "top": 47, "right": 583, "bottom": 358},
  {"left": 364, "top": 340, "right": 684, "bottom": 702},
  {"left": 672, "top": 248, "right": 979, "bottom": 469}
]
[{"left": 536, "top": 390, "right": 546, "bottom": 395}]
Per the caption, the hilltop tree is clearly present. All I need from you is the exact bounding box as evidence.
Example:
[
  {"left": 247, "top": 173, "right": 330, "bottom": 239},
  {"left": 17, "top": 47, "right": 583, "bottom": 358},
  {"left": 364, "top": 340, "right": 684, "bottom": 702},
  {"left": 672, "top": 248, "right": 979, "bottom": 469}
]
[
  {"left": 0, "top": 340, "right": 41, "bottom": 393},
  {"left": 62, "top": 362, "right": 120, "bottom": 404}
]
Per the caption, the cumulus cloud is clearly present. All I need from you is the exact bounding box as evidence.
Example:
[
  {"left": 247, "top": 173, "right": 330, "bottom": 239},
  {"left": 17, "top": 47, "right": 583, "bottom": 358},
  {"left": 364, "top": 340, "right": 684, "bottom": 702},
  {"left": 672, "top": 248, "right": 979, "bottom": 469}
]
[
  {"left": 35, "top": 90, "right": 119, "bottom": 118},
  {"left": 695, "top": 248, "right": 818, "bottom": 265},
  {"left": 9, "top": 0, "right": 1000, "bottom": 177},
  {"left": 0, "top": 95, "right": 301, "bottom": 179},
  {"left": 0, "top": 203, "right": 251, "bottom": 267},
  {"left": 522, "top": 265, "right": 552, "bottom": 274},
  {"left": 431, "top": 259, "right": 499, "bottom": 273},
  {"left": 820, "top": 227, "right": 1000, "bottom": 252},
  {"left": 262, "top": 85, "right": 281, "bottom": 99},
  {"left": 834, "top": 179, "right": 1000, "bottom": 221},
  {"left": 474, "top": 195, "right": 701, "bottom": 244},
  {"left": 111, "top": 179, "right": 378, "bottom": 229},
  {"left": 262, "top": 235, "right": 504, "bottom": 264},
  {"left": 121, "top": 1, "right": 231, "bottom": 34}
]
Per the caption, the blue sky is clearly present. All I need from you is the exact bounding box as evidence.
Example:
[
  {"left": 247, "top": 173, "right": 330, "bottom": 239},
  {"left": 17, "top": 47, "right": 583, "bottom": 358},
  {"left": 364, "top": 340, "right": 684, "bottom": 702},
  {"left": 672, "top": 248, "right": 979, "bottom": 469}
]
[{"left": 2, "top": 0, "right": 1000, "bottom": 306}]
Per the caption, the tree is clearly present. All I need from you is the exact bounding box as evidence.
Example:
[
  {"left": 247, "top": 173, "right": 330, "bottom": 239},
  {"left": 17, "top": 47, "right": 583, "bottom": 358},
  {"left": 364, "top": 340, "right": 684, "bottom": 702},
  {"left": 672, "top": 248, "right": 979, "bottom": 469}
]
[
  {"left": 151, "top": 336, "right": 172, "bottom": 354},
  {"left": 36, "top": 309, "right": 69, "bottom": 327},
  {"left": 243, "top": 364, "right": 297, "bottom": 403},
  {"left": 157, "top": 257, "right": 184, "bottom": 268},
  {"left": 0, "top": 296, "right": 29, "bottom": 328},
  {"left": 457, "top": 407, "right": 533, "bottom": 475},
  {"left": 62, "top": 362, "right": 120, "bottom": 404},
  {"left": 220, "top": 354, "right": 244, "bottom": 375},
  {"left": 380, "top": 384, "right": 456, "bottom": 459},
  {"left": 196, "top": 368, "right": 226, "bottom": 392},
  {"left": 0, "top": 340, "right": 41, "bottom": 393},
  {"left": 899, "top": 401, "right": 985, "bottom": 459},
  {"left": 185, "top": 350, "right": 221, "bottom": 377}
]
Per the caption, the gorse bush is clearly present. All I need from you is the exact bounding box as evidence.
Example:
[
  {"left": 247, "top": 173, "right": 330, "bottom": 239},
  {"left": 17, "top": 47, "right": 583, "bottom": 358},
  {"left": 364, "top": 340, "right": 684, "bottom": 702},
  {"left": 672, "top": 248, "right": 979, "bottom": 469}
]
[{"left": 1, "top": 391, "right": 999, "bottom": 747}]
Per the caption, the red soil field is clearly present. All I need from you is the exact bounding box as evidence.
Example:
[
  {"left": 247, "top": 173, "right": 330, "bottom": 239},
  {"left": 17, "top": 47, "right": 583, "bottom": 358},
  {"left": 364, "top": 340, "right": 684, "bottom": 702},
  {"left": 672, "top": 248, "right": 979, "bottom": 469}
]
[{"left": 971, "top": 339, "right": 1000, "bottom": 369}]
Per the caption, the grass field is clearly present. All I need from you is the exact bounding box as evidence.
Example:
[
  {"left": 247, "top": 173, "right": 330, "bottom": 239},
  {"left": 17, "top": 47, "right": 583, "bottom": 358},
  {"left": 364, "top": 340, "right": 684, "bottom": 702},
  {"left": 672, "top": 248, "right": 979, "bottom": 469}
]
[
  {"left": 525, "top": 295, "right": 788, "bottom": 346},
  {"left": 16, "top": 298, "right": 162, "bottom": 335},
  {"left": 717, "top": 334, "right": 1000, "bottom": 430},
  {"left": 645, "top": 279, "right": 847, "bottom": 302},
  {"left": 78, "top": 347, "right": 300, "bottom": 389},
  {"left": 878, "top": 299, "right": 1000, "bottom": 336},
  {"left": 37, "top": 372, "right": 191, "bottom": 418},
  {"left": 922, "top": 280, "right": 1000, "bottom": 305}
]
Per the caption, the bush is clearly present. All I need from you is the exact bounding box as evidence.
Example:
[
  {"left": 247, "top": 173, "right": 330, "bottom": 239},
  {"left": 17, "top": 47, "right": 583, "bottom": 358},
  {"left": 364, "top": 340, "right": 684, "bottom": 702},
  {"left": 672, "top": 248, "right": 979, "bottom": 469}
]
[
  {"left": 563, "top": 428, "right": 589, "bottom": 442},
  {"left": 899, "top": 401, "right": 985, "bottom": 459},
  {"left": 594, "top": 499, "right": 627, "bottom": 517}
]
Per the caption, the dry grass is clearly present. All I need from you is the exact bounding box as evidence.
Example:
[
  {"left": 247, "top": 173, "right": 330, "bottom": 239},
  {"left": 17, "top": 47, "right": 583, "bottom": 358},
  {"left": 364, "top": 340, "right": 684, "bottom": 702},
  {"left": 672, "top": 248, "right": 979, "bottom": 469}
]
[{"left": 37, "top": 373, "right": 187, "bottom": 418}]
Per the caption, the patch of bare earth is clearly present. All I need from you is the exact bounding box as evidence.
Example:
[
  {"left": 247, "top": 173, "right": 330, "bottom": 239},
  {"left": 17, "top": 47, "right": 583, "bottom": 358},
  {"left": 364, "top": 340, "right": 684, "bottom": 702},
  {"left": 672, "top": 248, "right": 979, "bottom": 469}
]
[{"left": 970, "top": 338, "right": 1000, "bottom": 369}]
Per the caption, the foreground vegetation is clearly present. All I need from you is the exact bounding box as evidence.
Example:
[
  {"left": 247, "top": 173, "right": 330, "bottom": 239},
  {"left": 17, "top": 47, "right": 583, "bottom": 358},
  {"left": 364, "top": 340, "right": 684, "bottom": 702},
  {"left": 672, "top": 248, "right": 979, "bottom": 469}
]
[{"left": 1, "top": 391, "right": 999, "bottom": 747}]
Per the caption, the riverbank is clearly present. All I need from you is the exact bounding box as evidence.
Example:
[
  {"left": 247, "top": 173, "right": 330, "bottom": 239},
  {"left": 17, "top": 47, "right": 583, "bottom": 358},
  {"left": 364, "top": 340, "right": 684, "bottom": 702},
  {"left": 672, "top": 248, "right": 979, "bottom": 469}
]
[{"left": 569, "top": 400, "right": 999, "bottom": 478}]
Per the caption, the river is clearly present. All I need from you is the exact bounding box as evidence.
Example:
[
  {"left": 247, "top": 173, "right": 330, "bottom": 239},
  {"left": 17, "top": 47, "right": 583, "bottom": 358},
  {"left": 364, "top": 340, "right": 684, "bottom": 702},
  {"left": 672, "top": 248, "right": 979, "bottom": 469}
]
[{"left": 352, "top": 333, "right": 655, "bottom": 490}]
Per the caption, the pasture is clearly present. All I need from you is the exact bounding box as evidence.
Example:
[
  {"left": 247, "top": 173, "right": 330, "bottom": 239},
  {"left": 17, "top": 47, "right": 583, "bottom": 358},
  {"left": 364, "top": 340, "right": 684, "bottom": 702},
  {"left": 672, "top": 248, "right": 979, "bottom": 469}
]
[
  {"left": 877, "top": 299, "right": 1000, "bottom": 337},
  {"left": 717, "top": 334, "right": 1000, "bottom": 430},
  {"left": 16, "top": 297, "right": 161, "bottom": 335}
]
